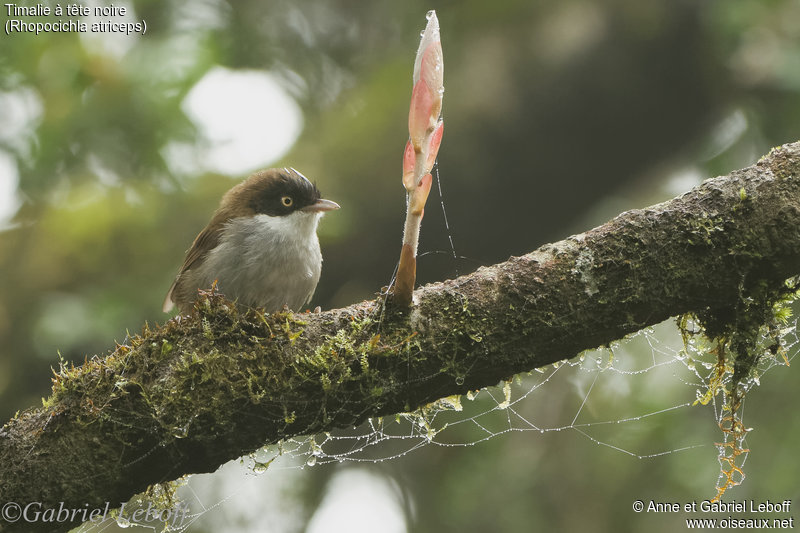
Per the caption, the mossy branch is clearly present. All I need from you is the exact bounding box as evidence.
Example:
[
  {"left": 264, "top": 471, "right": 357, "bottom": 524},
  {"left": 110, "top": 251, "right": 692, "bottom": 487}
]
[{"left": 2, "top": 142, "right": 800, "bottom": 532}]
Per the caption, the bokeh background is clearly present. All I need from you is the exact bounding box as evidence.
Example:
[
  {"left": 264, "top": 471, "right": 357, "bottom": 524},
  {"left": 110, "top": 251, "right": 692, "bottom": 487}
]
[{"left": 2, "top": 0, "right": 800, "bottom": 531}]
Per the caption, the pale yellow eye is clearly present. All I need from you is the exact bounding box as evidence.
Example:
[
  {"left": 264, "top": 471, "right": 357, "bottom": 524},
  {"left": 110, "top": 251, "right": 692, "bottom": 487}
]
[{"left": 281, "top": 196, "right": 293, "bottom": 207}]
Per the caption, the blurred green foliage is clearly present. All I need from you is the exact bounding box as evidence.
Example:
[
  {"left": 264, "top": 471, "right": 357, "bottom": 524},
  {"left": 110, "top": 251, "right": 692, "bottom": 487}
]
[{"left": 1, "top": 0, "right": 799, "bottom": 531}]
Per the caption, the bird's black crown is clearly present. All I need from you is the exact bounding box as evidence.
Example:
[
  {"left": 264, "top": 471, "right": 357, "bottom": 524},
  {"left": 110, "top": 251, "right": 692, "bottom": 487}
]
[{"left": 249, "top": 169, "right": 321, "bottom": 216}]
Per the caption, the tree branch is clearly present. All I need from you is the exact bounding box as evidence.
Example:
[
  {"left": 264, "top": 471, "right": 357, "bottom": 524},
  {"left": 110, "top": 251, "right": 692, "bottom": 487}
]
[{"left": 2, "top": 142, "right": 800, "bottom": 532}]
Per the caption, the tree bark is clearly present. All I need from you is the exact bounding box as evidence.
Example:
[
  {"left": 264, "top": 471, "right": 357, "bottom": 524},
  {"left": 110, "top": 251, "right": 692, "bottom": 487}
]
[{"left": 1, "top": 142, "right": 799, "bottom": 532}]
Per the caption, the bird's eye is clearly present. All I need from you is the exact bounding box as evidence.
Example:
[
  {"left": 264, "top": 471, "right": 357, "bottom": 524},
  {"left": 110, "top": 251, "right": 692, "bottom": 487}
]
[{"left": 281, "top": 196, "right": 293, "bottom": 207}]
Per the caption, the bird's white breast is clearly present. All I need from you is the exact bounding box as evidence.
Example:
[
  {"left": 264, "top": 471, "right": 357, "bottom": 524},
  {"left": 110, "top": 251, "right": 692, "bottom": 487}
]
[{"left": 194, "top": 211, "right": 323, "bottom": 312}]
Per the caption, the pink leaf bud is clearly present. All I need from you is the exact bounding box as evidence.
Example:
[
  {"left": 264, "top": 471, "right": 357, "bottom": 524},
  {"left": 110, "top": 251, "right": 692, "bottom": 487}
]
[
  {"left": 413, "top": 11, "right": 442, "bottom": 87},
  {"left": 418, "top": 41, "right": 443, "bottom": 118},
  {"left": 409, "top": 173, "right": 433, "bottom": 215},
  {"left": 423, "top": 119, "right": 444, "bottom": 173},
  {"left": 402, "top": 139, "right": 417, "bottom": 190},
  {"left": 413, "top": 11, "right": 443, "bottom": 126},
  {"left": 408, "top": 79, "right": 434, "bottom": 150}
]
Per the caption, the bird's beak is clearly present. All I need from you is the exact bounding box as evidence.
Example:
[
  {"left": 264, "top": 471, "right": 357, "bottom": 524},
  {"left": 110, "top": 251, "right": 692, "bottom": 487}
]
[{"left": 302, "top": 199, "right": 341, "bottom": 213}]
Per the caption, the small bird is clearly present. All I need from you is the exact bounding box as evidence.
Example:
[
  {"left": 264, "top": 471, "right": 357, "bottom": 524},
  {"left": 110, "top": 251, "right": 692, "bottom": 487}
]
[{"left": 163, "top": 168, "right": 339, "bottom": 314}]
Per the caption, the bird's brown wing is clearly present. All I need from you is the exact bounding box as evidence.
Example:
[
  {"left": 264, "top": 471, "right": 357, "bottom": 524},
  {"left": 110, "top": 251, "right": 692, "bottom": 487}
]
[{"left": 162, "top": 221, "right": 225, "bottom": 312}]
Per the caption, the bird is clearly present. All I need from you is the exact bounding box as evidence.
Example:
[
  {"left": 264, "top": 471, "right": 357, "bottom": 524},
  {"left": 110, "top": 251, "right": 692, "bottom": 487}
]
[{"left": 163, "top": 167, "right": 339, "bottom": 315}]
